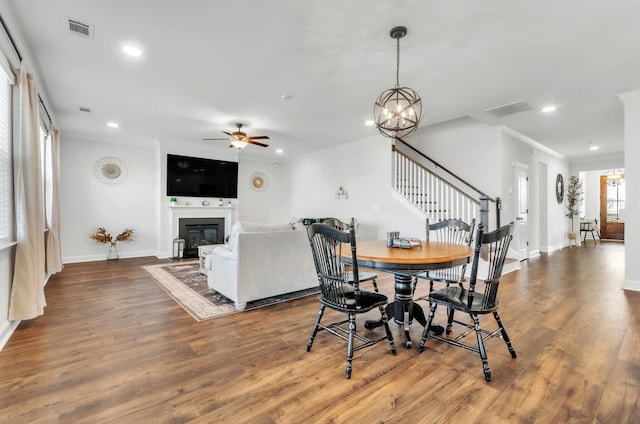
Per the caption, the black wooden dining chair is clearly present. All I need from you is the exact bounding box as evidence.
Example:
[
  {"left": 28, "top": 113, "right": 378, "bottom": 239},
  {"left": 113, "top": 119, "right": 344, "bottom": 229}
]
[
  {"left": 413, "top": 218, "right": 475, "bottom": 332},
  {"left": 414, "top": 218, "right": 476, "bottom": 292},
  {"left": 306, "top": 219, "right": 396, "bottom": 379},
  {"left": 322, "top": 218, "right": 379, "bottom": 292},
  {"left": 417, "top": 222, "right": 515, "bottom": 382}
]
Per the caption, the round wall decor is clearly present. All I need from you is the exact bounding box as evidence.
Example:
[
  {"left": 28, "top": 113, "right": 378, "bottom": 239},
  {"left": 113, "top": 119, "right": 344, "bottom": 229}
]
[
  {"left": 555, "top": 173, "right": 564, "bottom": 204},
  {"left": 250, "top": 171, "right": 268, "bottom": 191},
  {"left": 93, "top": 157, "right": 128, "bottom": 184}
]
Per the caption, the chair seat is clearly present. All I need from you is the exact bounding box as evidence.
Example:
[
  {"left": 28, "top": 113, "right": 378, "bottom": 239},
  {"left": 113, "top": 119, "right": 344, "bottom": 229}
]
[
  {"left": 415, "top": 269, "right": 463, "bottom": 283},
  {"left": 320, "top": 290, "right": 388, "bottom": 312},
  {"left": 346, "top": 270, "right": 377, "bottom": 282},
  {"left": 429, "top": 286, "right": 501, "bottom": 313}
]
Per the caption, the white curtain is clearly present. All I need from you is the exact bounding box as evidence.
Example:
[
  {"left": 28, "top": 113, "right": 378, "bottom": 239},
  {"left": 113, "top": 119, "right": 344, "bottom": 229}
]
[
  {"left": 45, "top": 126, "right": 62, "bottom": 273},
  {"left": 9, "top": 67, "right": 46, "bottom": 320}
]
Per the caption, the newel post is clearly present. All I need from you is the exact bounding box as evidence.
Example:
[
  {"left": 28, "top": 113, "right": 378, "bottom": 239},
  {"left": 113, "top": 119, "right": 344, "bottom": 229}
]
[{"left": 479, "top": 195, "right": 490, "bottom": 231}]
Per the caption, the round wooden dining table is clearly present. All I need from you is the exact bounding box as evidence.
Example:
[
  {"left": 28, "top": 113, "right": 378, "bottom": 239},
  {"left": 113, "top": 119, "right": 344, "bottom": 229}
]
[{"left": 342, "top": 239, "right": 473, "bottom": 348}]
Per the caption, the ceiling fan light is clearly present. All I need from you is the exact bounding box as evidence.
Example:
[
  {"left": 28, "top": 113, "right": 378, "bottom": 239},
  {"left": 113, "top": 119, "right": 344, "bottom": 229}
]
[{"left": 230, "top": 139, "right": 248, "bottom": 149}]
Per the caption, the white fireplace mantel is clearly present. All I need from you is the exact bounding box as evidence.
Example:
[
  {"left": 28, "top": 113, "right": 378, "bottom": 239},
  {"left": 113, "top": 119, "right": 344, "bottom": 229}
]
[{"left": 168, "top": 206, "right": 236, "bottom": 241}]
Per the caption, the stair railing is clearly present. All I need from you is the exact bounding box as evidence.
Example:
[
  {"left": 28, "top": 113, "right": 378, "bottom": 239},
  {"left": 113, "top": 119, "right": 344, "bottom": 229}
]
[{"left": 392, "top": 137, "right": 501, "bottom": 230}]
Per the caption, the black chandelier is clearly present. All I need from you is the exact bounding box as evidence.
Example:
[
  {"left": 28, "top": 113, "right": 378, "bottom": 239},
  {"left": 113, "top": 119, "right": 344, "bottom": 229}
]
[{"left": 373, "top": 26, "right": 423, "bottom": 138}]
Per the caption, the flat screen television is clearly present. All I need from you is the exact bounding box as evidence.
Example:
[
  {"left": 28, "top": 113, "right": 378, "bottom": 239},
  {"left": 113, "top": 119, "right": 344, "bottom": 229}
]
[{"left": 166, "top": 154, "right": 238, "bottom": 198}]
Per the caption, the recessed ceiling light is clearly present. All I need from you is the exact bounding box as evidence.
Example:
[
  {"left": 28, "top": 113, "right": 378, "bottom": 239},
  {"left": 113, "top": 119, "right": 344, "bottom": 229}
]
[
  {"left": 281, "top": 94, "right": 291, "bottom": 100},
  {"left": 365, "top": 120, "right": 375, "bottom": 126},
  {"left": 541, "top": 105, "right": 557, "bottom": 113},
  {"left": 275, "top": 149, "right": 283, "bottom": 154},
  {"left": 107, "top": 122, "right": 119, "bottom": 128},
  {"left": 122, "top": 45, "right": 142, "bottom": 57},
  {"left": 589, "top": 146, "right": 599, "bottom": 151}
]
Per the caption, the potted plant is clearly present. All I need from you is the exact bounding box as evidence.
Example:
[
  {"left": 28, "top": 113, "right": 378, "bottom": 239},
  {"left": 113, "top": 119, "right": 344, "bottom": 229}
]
[
  {"left": 565, "top": 176, "right": 583, "bottom": 240},
  {"left": 170, "top": 197, "right": 177, "bottom": 205}
]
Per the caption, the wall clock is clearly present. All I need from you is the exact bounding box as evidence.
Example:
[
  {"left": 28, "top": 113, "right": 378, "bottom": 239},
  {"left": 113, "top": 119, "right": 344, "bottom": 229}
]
[
  {"left": 556, "top": 173, "right": 564, "bottom": 204},
  {"left": 93, "top": 157, "right": 128, "bottom": 184},
  {"left": 250, "top": 171, "right": 268, "bottom": 191}
]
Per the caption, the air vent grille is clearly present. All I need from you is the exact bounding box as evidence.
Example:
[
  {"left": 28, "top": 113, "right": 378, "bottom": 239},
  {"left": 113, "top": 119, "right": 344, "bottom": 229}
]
[
  {"left": 484, "top": 101, "right": 533, "bottom": 117},
  {"left": 79, "top": 107, "right": 92, "bottom": 113},
  {"left": 68, "top": 19, "right": 93, "bottom": 39}
]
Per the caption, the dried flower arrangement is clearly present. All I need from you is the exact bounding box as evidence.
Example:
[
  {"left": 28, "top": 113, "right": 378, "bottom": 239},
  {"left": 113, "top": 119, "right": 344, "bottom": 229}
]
[{"left": 90, "top": 227, "right": 134, "bottom": 246}]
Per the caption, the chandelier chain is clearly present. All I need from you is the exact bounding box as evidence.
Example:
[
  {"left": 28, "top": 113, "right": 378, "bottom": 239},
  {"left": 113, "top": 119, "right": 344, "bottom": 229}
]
[{"left": 396, "top": 37, "right": 400, "bottom": 88}]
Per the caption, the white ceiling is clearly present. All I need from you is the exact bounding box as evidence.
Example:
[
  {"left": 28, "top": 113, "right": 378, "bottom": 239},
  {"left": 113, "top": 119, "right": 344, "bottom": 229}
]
[{"left": 5, "top": 0, "right": 639, "bottom": 161}]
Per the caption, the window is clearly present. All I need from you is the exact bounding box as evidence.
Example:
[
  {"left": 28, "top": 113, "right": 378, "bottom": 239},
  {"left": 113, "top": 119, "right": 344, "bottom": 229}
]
[
  {"left": 606, "top": 174, "right": 625, "bottom": 223},
  {"left": 0, "top": 67, "right": 11, "bottom": 242}
]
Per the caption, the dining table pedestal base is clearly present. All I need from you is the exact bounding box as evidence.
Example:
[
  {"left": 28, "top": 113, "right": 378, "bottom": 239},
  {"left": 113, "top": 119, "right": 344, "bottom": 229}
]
[{"left": 365, "top": 273, "right": 444, "bottom": 348}]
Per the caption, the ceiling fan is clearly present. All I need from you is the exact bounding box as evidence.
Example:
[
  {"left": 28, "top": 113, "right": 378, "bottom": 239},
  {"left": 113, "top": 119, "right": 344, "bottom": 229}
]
[{"left": 203, "top": 123, "right": 270, "bottom": 149}]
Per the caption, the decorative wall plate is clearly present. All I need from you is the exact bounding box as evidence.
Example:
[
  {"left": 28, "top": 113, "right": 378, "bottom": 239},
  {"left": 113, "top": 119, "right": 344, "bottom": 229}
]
[
  {"left": 556, "top": 173, "right": 564, "bottom": 204},
  {"left": 250, "top": 171, "right": 268, "bottom": 191},
  {"left": 93, "top": 157, "right": 128, "bottom": 184}
]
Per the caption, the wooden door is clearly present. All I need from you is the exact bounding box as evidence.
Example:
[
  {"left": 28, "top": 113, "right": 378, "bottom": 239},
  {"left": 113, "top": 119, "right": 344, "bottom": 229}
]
[{"left": 599, "top": 175, "right": 625, "bottom": 240}]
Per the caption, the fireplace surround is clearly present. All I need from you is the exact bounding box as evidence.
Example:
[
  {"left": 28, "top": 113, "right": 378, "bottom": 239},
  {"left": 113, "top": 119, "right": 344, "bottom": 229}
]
[
  {"left": 178, "top": 217, "right": 225, "bottom": 258},
  {"left": 168, "top": 205, "right": 236, "bottom": 259}
]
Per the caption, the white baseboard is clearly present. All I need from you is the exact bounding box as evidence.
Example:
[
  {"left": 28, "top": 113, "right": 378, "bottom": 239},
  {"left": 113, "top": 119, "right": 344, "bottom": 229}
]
[
  {"left": 0, "top": 319, "right": 19, "bottom": 351},
  {"left": 623, "top": 279, "right": 640, "bottom": 292},
  {"left": 63, "top": 249, "right": 159, "bottom": 264}
]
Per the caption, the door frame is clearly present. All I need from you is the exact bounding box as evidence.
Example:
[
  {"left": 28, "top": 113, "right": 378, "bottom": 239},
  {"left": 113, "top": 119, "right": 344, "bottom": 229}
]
[{"left": 513, "top": 162, "right": 529, "bottom": 261}]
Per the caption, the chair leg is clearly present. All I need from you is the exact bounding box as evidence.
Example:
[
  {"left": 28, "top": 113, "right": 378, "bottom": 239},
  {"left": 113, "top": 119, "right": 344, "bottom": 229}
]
[
  {"left": 471, "top": 313, "right": 492, "bottom": 381},
  {"left": 446, "top": 307, "right": 455, "bottom": 335},
  {"left": 345, "top": 313, "right": 356, "bottom": 379},
  {"left": 418, "top": 302, "right": 437, "bottom": 352},
  {"left": 494, "top": 311, "right": 517, "bottom": 358},
  {"left": 379, "top": 305, "right": 397, "bottom": 355},
  {"left": 307, "top": 304, "right": 325, "bottom": 352},
  {"left": 371, "top": 278, "right": 379, "bottom": 292}
]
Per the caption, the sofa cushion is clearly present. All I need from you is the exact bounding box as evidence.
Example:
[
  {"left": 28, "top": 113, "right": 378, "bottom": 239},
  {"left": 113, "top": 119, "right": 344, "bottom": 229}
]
[
  {"left": 227, "top": 221, "right": 295, "bottom": 251},
  {"left": 236, "top": 222, "right": 293, "bottom": 232}
]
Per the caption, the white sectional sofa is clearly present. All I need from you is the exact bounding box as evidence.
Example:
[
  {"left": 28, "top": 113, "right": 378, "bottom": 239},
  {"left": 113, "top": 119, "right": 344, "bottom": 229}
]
[{"left": 205, "top": 221, "right": 318, "bottom": 310}]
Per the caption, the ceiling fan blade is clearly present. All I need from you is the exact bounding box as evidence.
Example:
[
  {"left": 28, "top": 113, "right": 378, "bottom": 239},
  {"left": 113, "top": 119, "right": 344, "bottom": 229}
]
[
  {"left": 248, "top": 140, "right": 269, "bottom": 148},
  {"left": 222, "top": 131, "right": 232, "bottom": 136},
  {"left": 203, "top": 138, "right": 229, "bottom": 141},
  {"left": 248, "top": 135, "right": 270, "bottom": 140}
]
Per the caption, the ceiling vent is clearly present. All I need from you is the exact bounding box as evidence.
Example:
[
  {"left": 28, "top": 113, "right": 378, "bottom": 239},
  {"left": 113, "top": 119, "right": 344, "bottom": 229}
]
[
  {"left": 68, "top": 19, "right": 94, "bottom": 39},
  {"left": 484, "top": 101, "right": 533, "bottom": 117},
  {"left": 79, "top": 106, "right": 92, "bottom": 113}
]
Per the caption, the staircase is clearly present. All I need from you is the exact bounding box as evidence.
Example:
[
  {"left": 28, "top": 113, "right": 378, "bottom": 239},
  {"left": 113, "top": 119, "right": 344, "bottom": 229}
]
[
  {"left": 392, "top": 148, "right": 479, "bottom": 226},
  {"left": 391, "top": 138, "right": 518, "bottom": 274},
  {"left": 391, "top": 138, "right": 500, "bottom": 230}
]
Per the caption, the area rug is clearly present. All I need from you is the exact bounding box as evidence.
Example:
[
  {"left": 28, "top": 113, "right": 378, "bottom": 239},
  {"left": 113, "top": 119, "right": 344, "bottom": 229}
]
[{"left": 143, "top": 261, "right": 319, "bottom": 322}]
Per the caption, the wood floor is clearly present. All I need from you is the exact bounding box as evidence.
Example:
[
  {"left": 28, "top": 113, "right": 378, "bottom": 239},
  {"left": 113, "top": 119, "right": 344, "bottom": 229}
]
[{"left": 0, "top": 242, "right": 637, "bottom": 423}]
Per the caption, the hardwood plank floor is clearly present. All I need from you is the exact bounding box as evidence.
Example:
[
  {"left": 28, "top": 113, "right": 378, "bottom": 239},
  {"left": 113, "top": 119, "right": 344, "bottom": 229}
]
[{"left": 0, "top": 242, "right": 637, "bottom": 423}]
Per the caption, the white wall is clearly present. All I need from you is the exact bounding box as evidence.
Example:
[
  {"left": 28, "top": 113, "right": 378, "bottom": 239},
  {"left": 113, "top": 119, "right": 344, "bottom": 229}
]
[
  {"left": 237, "top": 159, "right": 287, "bottom": 223},
  {"left": 620, "top": 91, "right": 640, "bottom": 291},
  {"left": 411, "top": 117, "right": 502, "bottom": 196},
  {"left": 285, "top": 135, "right": 427, "bottom": 240},
  {"left": 284, "top": 117, "right": 573, "bottom": 251},
  {"left": 403, "top": 116, "right": 570, "bottom": 253},
  {"left": 60, "top": 138, "right": 158, "bottom": 262},
  {"left": 499, "top": 133, "right": 569, "bottom": 252}
]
